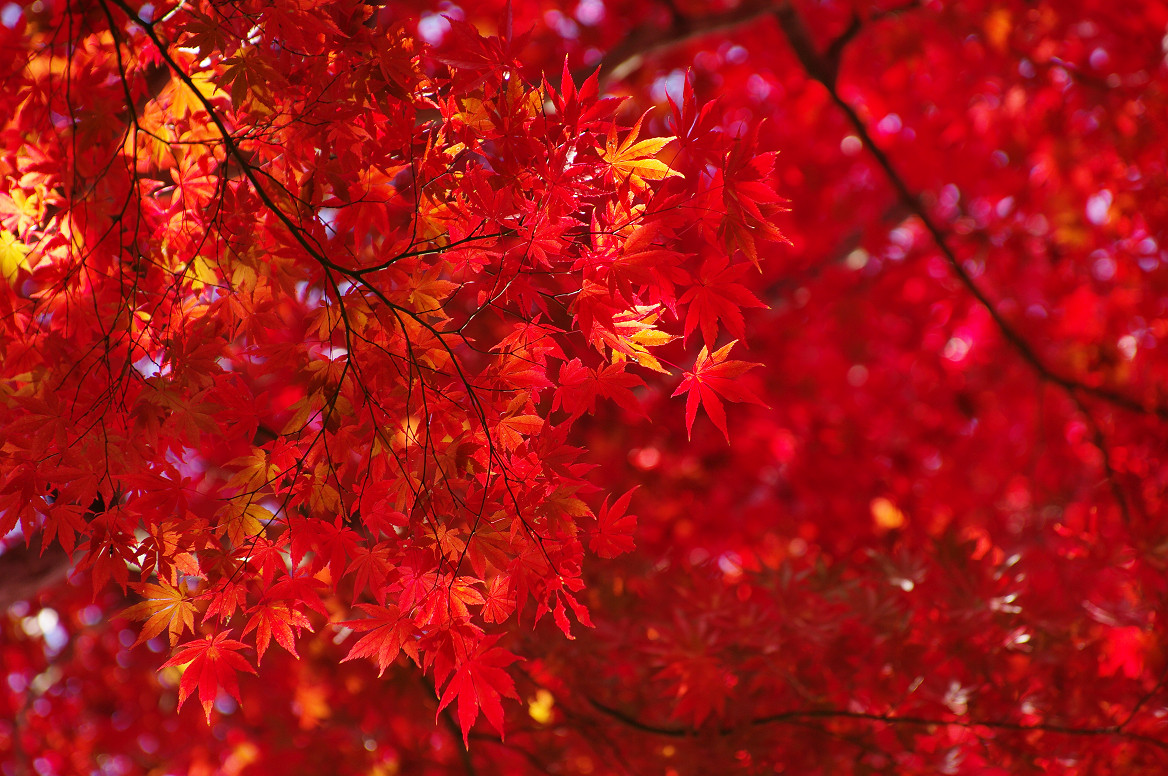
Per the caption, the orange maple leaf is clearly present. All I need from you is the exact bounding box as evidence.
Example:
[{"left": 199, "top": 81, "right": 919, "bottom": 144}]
[
  {"left": 124, "top": 580, "right": 196, "bottom": 647},
  {"left": 602, "top": 112, "right": 681, "bottom": 190}
]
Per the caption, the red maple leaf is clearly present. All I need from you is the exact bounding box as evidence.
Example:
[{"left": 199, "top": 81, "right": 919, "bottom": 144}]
[
  {"left": 679, "top": 255, "right": 767, "bottom": 347},
  {"left": 341, "top": 604, "right": 419, "bottom": 675},
  {"left": 590, "top": 487, "right": 638, "bottom": 558},
  {"left": 481, "top": 575, "right": 516, "bottom": 624},
  {"left": 553, "top": 359, "right": 645, "bottom": 422},
  {"left": 240, "top": 601, "right": 313, "bottom": 661},
  {"left": 435, "top": 639, "right": 521, "bottom": 746},
  {"left": 162, "top": 631, "right": 257, "bottom": 722},
  {"left": 671, "top": 341, "right": 767, "bottom": 441}
]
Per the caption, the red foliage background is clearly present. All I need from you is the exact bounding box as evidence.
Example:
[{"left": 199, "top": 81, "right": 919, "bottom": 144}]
[{"left": 3, "top": 0, "right": 1168, "bottom": 774}]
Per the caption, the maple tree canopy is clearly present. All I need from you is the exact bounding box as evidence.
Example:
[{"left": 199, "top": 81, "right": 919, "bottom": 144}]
[{"left": 3, "top": 0, "right": 1168, "bottom": 773}]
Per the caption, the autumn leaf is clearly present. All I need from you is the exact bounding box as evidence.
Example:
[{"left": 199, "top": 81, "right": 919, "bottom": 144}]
[
  {"left": 214, "top": 500, "right": 270, "bottom": 546},
  {"left": 439, "top": 576, "right": 487, "bottom": 621},
  {"left": 553, "top": 359, "right": 645, "bottom": 422},
  {"left": 166, "top": 71, "right": 228, "bottom": 119},
  {"left": 590, "top": 487, "right": 638, "bottom": 558},
  {"left": 436, "top": 639, "right": 521, "bottom": 746},
  {"left": 679, "top": 255, "right": 767, "bottom": 347},
  {"left": 671, "top": 341, "right": 767, "bottom": 441},
  {"left": 594, "top": 306, "right": 678, "bottom": 374},
  {"left": 5, "top": 0, "right": 1168, "bottom": 770},
  {"left": 163, "top": 632, "right": 257, "bottom": 723},
  {"left": 241, "top": 601, "right": 314, "bottom": 661},
  {"left": 346, "top": 544, "right": 394, "bottom": 602},
  {"left": 200, "top": 579, "right": 249, "bottom": 625},
  {"left": 0, "top": 229, "right": 29, "bottom": 284},
  {"left": 124, "top": 580, "right": 197, "bottom": 647},
  {"left": 407, "top": 265, "right": 460, "bottom": 318},
  {"left": 656, "top": 652, "right": 729, "bottom": 728},
  {"left": 495, "top": 412, "right": 545, "bottom": 450},
  {"left": 718, "top": 126, "right": 789, "bottom": 267},
  {"left": 602, "top": 112, "right": 681, "bottom": 190},
  {"left": 481, "top": 575, "right": 516, "bottom": 624},
  {"left": 341, "top": 604, "right": 418, "bottom": 675}
]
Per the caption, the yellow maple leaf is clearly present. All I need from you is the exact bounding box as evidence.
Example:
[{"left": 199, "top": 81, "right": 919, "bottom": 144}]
[
  {"left": 124, "top": 580, "right": 197, "bottom": 646},
  {"left": 216, "top": 500, "right": 271, "bottom": 545},
  {"left": 167, "top": 71, "right": 228, "bottom": 119},
  {"left": 0, "top": 230, "right": 30, "bottom": 284},
  {"left": 599, "top": 307, "right": 677, "bottom": 373},
  {"left": 602, "top": 113, "right": 681, "bottom": 190},
  {"left": 495, "top": 413, "right": 544, "bottom": 450}
]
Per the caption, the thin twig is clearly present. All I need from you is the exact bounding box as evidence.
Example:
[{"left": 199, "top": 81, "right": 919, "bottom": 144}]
[
  {"left": 586, "top": 696, "right": 1168, "bottom": 753},
  {"left": 773, "top": 3, "right": 1168, "bottom": 423}
]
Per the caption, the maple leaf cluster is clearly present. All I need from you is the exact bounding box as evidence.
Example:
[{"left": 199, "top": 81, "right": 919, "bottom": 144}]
[
  {"left": 5, "top": 0, "right": 1168, "bottom": 774},
  {"left": 0, "top": 0, "right": 780, "bottom": 749}
]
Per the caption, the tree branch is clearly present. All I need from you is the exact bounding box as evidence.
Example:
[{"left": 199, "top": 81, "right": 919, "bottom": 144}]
[
  {"left": 595, "top": 0, "right": 780, "bottom": 84},
  {"left": 586, "top": 696, "right": 1168, "bottom": 753},
  {"left": 592, "top": 0, "right": 1168, "bottom": 424},
  {"left": 0, "top": 540, "right": 71, "bottom": 610},
  {"left": 774, "top": 3, "right": 1168, "bottom": 423}
]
